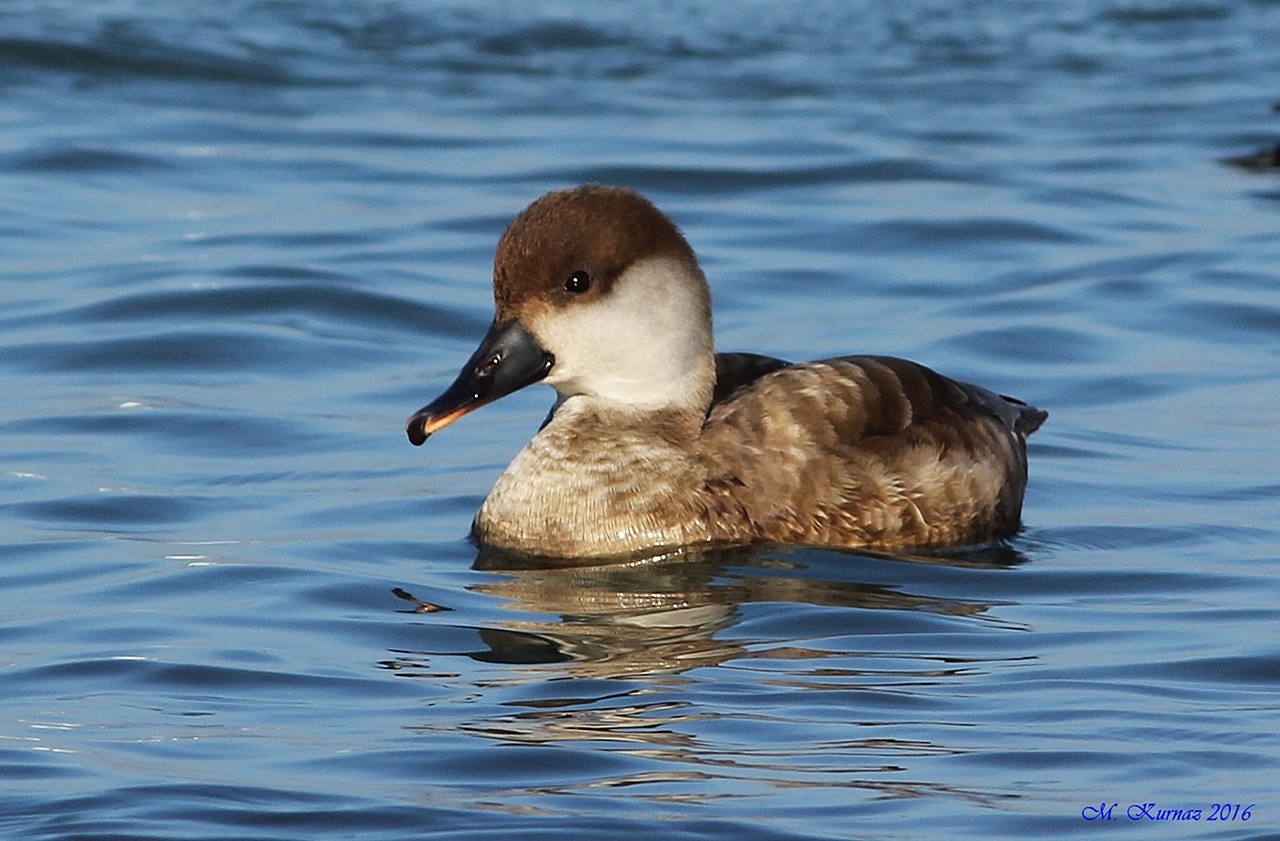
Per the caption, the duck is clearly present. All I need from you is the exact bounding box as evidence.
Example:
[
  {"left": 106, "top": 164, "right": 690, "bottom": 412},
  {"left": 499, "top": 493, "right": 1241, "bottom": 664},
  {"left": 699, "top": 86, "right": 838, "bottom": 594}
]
[{"left": 406, "top": 184, "right": 1046, "bottom": 559}]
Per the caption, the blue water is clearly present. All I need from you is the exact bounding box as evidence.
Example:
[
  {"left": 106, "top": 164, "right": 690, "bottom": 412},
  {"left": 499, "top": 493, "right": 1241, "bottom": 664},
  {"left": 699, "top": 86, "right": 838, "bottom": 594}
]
[{"left": 2, "top": 1, "right": 1279, "bottom": 839}]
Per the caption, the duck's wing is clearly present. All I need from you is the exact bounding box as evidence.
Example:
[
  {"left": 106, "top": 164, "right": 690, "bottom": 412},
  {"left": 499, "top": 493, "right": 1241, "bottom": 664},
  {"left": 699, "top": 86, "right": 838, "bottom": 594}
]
[
  {"left": 889, "top": 359, "right": 1047, "bottom": 439},
  {"left": 700, "top": 355, "right": 1045, "bottom": 548},
  {"left": 712, "top": 352, "right": 790, "bottom": 406},
  {"left": 710, "top": 354, "right": 1045, "bottom": 442},
  {"left": 823, "top": 355, "right": 1047, "bottom": 442}
]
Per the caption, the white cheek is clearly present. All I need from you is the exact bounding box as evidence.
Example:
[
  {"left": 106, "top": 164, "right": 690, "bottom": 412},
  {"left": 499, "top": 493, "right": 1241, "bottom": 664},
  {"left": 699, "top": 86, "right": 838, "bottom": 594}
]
[{"left": 534, "top": 255, "right": 713, "bottom": 408}]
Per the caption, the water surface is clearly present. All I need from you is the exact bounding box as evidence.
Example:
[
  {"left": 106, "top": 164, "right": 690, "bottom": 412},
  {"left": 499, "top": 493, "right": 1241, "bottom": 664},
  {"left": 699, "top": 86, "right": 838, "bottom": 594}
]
[{"left": 2, "top": 2, "right": 1279, "bottom": 839}]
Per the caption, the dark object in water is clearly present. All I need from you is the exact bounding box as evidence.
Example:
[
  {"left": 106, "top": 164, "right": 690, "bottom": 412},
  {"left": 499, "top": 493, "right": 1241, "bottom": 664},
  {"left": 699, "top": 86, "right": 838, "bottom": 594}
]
[{"left": 1222, "top": 141, "right": 1280, "bottom": 171}]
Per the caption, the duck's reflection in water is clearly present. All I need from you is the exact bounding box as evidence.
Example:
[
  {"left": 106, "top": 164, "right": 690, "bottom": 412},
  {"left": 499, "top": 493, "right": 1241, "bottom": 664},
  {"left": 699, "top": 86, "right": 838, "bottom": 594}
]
[
  {"left": 388, "top": 543, "right": 1031, "bottom": 810},
  {"left": 392, "top": 542, "right": 1029, "bottom": 681}
]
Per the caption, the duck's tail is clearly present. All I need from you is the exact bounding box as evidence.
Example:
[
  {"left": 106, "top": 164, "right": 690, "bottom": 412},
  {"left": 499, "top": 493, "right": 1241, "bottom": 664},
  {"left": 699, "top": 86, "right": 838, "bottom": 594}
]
[{"left": 1004, "top": 396, "right": 1048, "bottom": 437}]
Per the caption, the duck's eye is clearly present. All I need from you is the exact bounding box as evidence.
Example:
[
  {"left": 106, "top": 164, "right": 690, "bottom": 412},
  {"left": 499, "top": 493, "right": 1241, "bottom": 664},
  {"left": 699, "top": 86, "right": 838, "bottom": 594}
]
[{"left": 564, "top": 270, "right": 592, "bottom": 294}]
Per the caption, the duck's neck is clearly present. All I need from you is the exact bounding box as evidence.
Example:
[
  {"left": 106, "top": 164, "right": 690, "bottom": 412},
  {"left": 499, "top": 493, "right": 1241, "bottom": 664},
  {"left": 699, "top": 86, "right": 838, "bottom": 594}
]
[{"left": 546, "top": 392, "right": 708, "bottom": 444}]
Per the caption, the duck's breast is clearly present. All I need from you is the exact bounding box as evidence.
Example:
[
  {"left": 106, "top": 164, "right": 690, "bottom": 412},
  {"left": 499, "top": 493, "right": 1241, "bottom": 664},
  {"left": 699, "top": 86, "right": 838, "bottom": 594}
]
[{"left": 474, "top": 403, "right": 712, "bottom": 557}]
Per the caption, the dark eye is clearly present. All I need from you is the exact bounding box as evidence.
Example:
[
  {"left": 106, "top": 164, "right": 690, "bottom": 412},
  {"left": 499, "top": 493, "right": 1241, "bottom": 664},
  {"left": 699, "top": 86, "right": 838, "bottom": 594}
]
[{"left": 564, "top": 270, "right": 592, "bottom": 294}]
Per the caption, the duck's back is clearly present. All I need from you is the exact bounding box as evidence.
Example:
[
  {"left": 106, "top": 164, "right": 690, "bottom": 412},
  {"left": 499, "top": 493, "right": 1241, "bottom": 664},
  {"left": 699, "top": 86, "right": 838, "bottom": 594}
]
[{"left": 698, "top": 354, "right": 1046, "bottom": 549}]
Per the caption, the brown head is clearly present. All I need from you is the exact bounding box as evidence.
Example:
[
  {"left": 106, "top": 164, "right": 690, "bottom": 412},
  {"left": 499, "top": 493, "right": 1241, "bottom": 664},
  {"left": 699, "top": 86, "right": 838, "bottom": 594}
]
[{"left": 407, "top": 185, "right": 716, "bottom": 444}]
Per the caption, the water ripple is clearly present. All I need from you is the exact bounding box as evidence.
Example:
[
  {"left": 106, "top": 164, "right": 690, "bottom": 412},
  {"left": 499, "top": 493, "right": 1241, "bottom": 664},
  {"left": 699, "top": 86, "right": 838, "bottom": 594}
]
[
  {"left": 7, "top": 330, "right": 312, "bottom": 374},
  {"left": 6, "top": 144, "right": 174, "bottom": 174},
  {"left": 13, "top": 493, "right": 212, "bottom": 530},
  {"left": 0, "top": 31, "right": 287, "bottom": 86},
  {"left": 73, "top": 283, "right": 477, "bottom": 341},
  {"left": 577, "top": 157, "right": 982, "bottom": 194}
]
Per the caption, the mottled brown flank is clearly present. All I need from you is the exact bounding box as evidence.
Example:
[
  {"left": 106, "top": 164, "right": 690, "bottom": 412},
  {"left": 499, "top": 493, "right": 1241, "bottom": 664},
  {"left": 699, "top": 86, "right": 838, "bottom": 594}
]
[
  {"left": 695, "top": 356, "right": 1041, "bottom": 549},
  {"left": 492, "top": 184, "right": 697, "bottom": 322}
]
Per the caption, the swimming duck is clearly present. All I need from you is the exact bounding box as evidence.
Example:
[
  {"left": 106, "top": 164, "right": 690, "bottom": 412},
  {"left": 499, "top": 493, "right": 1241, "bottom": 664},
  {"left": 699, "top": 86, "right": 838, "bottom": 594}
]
[{"left": 406, "top": 185, "right": 1046, "bottom": 559}]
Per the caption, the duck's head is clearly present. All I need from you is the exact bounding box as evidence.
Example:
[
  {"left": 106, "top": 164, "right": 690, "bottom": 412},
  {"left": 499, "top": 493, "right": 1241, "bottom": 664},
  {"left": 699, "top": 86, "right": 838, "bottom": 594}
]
[{"left": 406, "top": 185, "right": 715, "bottom": 445}]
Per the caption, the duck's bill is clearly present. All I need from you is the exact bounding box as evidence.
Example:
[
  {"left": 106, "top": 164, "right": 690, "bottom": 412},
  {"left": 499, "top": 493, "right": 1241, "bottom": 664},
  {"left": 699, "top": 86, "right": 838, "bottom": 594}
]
[{"left": 405, "top": 319, "right": 554, "bottom": 446}]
